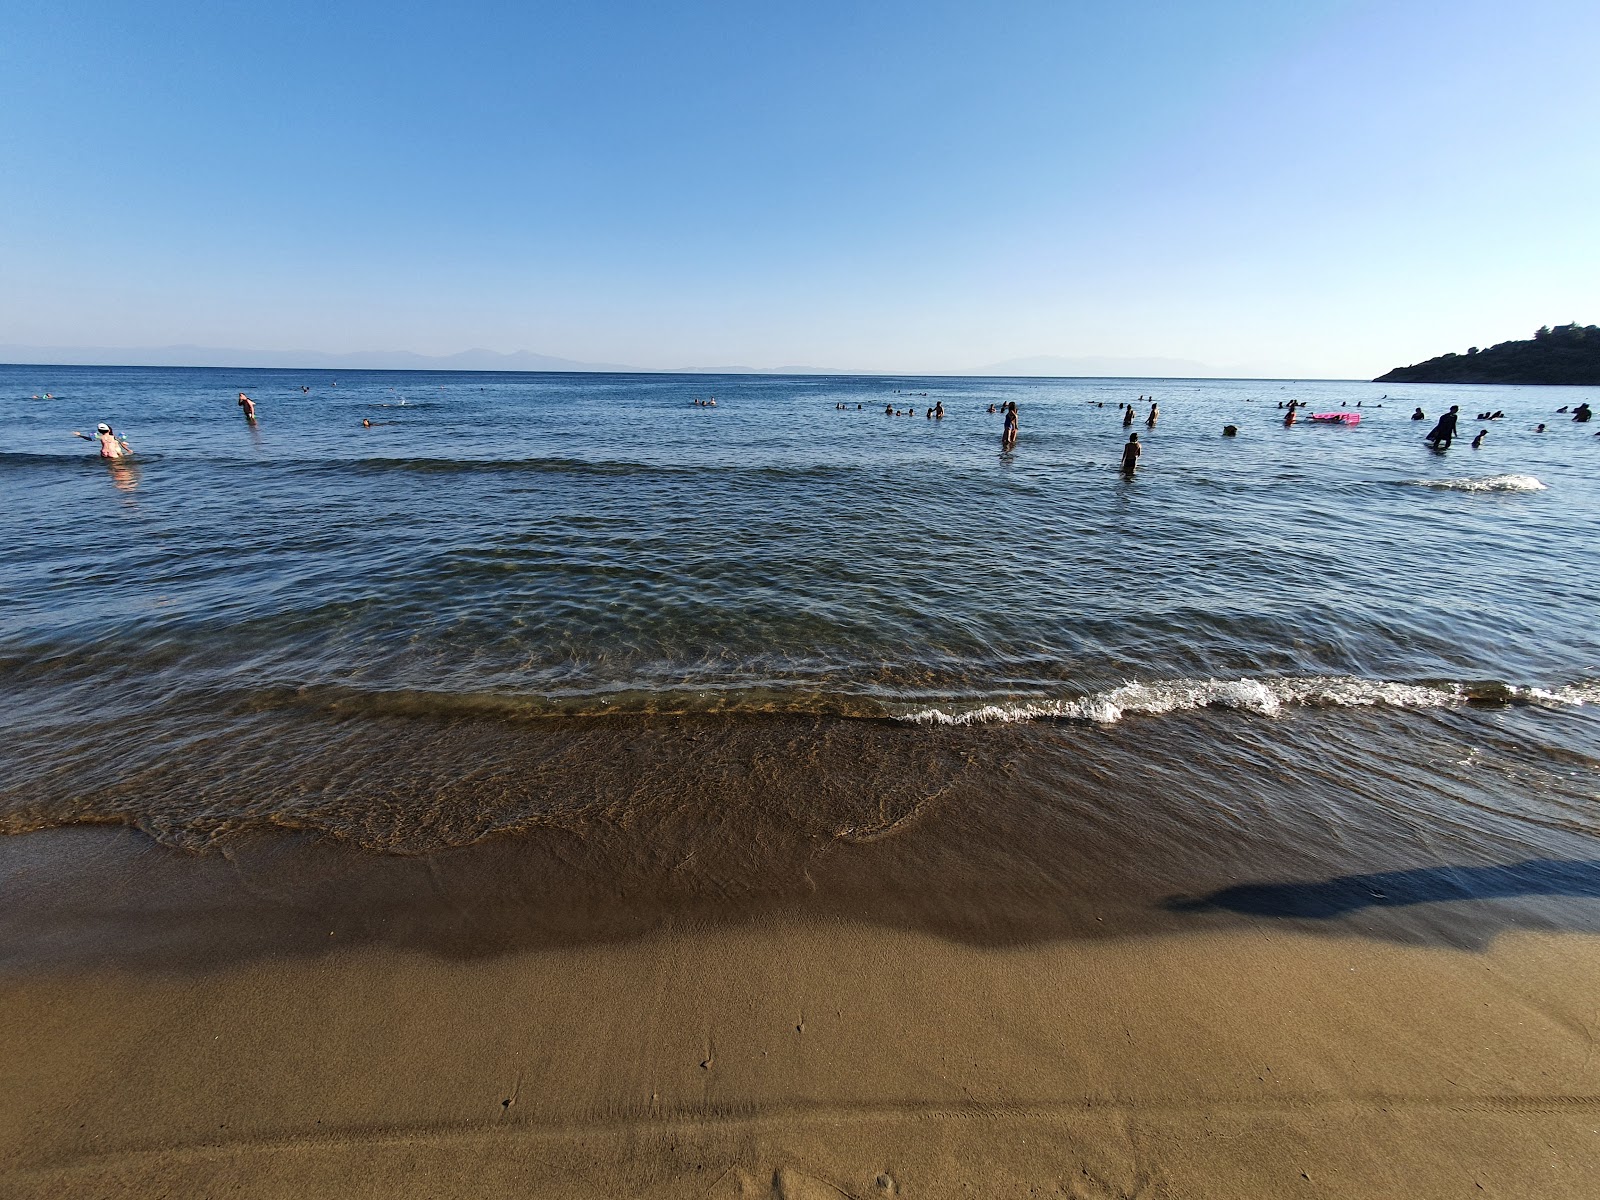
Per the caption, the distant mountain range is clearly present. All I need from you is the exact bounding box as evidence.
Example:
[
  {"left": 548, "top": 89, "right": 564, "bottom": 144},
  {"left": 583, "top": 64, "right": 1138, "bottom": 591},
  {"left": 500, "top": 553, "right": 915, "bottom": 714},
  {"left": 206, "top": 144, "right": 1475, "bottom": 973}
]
[
  {"left": 0, "top": 343, "right": 1306, "bottom": 379},
  {"left": 1375, "top": 324, "right": 1600, "bottom": 385},
  {"left": 0, "top": 344, "right": 641, "bottom": 373}
]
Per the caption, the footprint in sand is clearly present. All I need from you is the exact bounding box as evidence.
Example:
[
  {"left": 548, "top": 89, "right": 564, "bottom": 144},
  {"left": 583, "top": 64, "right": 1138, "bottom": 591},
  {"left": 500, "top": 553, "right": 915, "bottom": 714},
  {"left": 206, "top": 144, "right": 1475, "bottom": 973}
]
[{"left": 773, "top": 1166, "right": 860, "bottom": 1199}]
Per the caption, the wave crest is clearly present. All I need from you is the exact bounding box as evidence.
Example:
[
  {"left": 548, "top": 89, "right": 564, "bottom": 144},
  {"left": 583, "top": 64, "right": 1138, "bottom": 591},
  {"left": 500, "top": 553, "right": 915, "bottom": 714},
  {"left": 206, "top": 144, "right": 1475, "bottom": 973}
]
[
  {"left": 1409, "top": 474, "right": 1547, "bottom": 493},
  {"left": 899, "top": 675, "right": 1597, "bottom": 726}
]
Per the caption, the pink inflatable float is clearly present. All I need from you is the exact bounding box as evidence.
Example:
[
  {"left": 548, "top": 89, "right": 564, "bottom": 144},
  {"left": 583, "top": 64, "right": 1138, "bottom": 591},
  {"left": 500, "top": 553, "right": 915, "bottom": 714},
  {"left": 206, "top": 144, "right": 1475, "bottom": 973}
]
[{"left": 1309, "top": 412, "right": 1360, "bottom": 425}]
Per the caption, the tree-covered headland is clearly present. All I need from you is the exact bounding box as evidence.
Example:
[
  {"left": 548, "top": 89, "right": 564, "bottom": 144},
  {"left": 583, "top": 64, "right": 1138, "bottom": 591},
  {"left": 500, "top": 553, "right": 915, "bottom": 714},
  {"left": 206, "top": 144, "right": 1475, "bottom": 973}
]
[{"left": 1375, "top": 324, "right": 1600, "bottom": 385}]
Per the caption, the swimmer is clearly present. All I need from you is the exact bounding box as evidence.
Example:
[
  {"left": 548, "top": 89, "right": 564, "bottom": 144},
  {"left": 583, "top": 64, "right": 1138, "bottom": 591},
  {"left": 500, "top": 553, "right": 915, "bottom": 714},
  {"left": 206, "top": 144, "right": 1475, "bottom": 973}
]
[
  {"left": 237, "top": 392, "right": 257, "bottom": 421},
  {"left": 934, "top": 402, "right": 944, "bottom": 419},
  {"left": 301, "top": 385, "right": 310, "bottom": 393},
  {"left": 987, "top": 403, "right": 996, "bottom": 414},
  {"left": 1411, "top": 407, "right": 1426, "bottom": 421},
  {"left": 886, "top": 404, "right": 894, "bottom": 415},
  {"left": 1145, "top": 402, "right": 1159, "bottom": 429},
  {"left": 1284, "top": 407, "right": 1297, "bottom": 426},
  {"left": 1425, "top": 405, "right": 1460, "bottom": 448},
  {"left": 1471, "top": 429, "right": 1487, "bottom": 449},
  {"left": 362, "top": 418, "right": 372, "bottom": 427},
  {"left": 1123, "top": 406, "right": 1135, "bottom": 428},
  {"left": 73, "top": 422, "right": 130, "bottom": 459},
  {"left": 1574, "top": 403, "right": 1593, "bottom": 422},
  {"left": 1222, "top": 425, "right": 1238, "bottom": 437},
  {"left": 1536, "top": 423, "right": 1546, "bottom": 433},
  {"left": 1001, "top": 401, "right": 1018, "bottom": 449},
  {"left": 1120, "top": 432, "right": 1141, "bottom": 475}
]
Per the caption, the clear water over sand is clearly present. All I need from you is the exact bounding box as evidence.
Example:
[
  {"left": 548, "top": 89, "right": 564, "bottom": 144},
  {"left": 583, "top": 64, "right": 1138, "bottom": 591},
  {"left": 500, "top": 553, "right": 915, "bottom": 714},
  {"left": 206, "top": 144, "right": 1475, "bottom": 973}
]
[{"left": 2, "top": 365, "right": 1596, "bottom": 860}]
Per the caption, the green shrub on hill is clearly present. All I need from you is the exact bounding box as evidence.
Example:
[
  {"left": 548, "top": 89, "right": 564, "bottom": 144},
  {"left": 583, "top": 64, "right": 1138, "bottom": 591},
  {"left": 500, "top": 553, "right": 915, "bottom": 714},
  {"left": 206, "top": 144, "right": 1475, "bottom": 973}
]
[{"left": 1376, "top": 324, "right": 1600, "bottom": 384}]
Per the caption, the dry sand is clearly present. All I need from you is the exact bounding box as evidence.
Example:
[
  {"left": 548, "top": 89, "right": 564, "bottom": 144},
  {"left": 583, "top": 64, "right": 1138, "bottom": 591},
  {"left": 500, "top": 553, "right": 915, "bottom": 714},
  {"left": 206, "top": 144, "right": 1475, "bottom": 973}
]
[{"left": 3, "top": 828, "right": 1599, "bottom": 1198}]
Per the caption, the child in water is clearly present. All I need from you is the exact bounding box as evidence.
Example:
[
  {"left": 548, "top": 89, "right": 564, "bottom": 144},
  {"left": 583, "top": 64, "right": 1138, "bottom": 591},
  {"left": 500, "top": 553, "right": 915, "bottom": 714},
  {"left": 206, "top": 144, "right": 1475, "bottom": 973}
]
[{"left": 1121, "top": 433, "right": 1141, "bottom": 475}]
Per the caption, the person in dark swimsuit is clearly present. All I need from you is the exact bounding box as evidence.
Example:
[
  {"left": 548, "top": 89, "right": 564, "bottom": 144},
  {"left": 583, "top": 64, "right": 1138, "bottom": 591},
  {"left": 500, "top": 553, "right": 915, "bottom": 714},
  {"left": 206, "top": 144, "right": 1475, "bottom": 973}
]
[
  {"left": 1120, "top": 433, "right": 1141, "bottom": 475},
  {"left": 1001, "top": 402, "right": 1018, "bottom": 450},
  {"left": 1425, "top": 405, "right": 1460, "bottom": 448}
]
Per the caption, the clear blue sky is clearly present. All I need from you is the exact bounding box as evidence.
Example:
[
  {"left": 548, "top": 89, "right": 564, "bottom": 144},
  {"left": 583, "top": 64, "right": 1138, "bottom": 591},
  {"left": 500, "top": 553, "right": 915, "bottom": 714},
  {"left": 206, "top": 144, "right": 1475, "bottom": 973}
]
[{"left": 2, "top": 0, "right": 1595, "bottom": 376}]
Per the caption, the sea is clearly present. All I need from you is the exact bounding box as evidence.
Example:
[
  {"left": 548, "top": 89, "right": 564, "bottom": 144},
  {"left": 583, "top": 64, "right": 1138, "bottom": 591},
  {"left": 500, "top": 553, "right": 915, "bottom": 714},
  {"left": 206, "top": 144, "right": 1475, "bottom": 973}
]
[{"left": 3, "top": 365, "right": 1598, "bottom": 943}]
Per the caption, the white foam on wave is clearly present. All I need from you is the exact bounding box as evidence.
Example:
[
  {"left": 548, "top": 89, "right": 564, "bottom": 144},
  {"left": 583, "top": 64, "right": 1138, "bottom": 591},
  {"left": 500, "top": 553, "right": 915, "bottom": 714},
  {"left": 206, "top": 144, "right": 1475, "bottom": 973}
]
[
  {"left": 900, "top": 675, "right": 1595, "bottom": 726},
  {"left": 1410, "top": 474, "right": 1548, "bottom": 493}
]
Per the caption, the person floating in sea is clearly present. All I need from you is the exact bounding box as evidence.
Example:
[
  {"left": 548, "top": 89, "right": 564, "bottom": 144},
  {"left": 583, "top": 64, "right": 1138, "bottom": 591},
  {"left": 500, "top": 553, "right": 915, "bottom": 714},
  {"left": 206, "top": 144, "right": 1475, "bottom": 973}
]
[
  {"left": 1425, "top": 405, "right": 1460, "bottom": 449},
  {"left": 237, "top": 392, "right": 257, "bottom": 422},
  {"left": 1471, "top": 429, "right": 1487, "bottom": 449},
  {"left": 73, "top": 422, "right": 130, "bottom": 459},
  {"left": 1001, "top": 401, "right": 1018, "bottom": 450},
  {"left": 1411, "top": 407, "right": 1426, "bottom": 421},
  {"left": 1145, "top": 402, "right": 1159, "bottom": 429},
  {"left": 1121, "top": 432, "right": 1141, "bottom": 475}
]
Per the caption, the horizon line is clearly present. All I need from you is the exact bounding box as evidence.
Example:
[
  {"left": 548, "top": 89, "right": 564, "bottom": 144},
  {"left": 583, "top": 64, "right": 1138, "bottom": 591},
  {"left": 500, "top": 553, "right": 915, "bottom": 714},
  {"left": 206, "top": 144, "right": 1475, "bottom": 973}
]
[{"left": 0, "top": 358, "right": 1359, "bottom": 384}]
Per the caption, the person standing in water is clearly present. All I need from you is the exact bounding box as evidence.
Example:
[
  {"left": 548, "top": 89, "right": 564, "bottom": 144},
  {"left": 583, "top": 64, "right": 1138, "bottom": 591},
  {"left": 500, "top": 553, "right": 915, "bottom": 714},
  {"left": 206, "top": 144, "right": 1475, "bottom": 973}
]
[
  {"left": 1001, "top": 401, "right": 1018, "bottom": 450},
  {"left": 1145, "top": 402, "right": 1159, "bottom": 429},
  {"left": 1122, "top": 405, "right": 1135, "bottom": 428},
  {"left": 237, "top": 392, "right": 257, "bottom": 422},
  {"left": 73, "top": 422, "right": 130, "bottom": 459},
  {"left": 1120, "top": 433, "right": 1141, "bottom": 475},
  {"left": 1425, "top": 405, "right": 1460, "bottom": 448}
]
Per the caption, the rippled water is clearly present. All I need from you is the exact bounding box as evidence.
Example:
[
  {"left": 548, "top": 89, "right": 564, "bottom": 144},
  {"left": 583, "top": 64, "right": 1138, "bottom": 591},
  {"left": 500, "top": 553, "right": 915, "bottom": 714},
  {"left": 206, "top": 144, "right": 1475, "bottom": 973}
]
[{"left": 2, "top": 365, "right": 1597, "bottom": 857}]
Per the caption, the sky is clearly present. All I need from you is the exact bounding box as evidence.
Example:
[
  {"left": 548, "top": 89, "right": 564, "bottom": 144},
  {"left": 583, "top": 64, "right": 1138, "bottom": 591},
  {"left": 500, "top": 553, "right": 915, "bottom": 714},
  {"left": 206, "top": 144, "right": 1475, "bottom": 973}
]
[{"left": 2, "top": 0, "right": 1596, "bottom": 377}]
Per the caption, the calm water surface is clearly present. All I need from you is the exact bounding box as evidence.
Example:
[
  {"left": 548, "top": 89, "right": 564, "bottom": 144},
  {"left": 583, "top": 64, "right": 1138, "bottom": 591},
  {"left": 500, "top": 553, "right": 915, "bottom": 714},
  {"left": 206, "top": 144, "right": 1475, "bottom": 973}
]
[{"left": 2, "top": 366, "right": 1596, "bottom": 870}]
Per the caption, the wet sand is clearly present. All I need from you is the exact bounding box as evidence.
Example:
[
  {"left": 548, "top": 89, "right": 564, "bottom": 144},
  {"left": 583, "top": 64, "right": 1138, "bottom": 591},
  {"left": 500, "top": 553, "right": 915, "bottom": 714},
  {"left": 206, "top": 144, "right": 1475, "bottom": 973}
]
[{"left": 4, "top": 823, "right": 1600, "bottom": 1198}]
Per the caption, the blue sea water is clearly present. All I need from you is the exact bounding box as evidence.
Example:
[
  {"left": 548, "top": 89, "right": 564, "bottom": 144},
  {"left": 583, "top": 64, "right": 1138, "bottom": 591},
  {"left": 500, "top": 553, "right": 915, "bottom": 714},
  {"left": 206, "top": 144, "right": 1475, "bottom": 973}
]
[{"left": 2, "top": 364, "right": 1597, "bottom": 857}]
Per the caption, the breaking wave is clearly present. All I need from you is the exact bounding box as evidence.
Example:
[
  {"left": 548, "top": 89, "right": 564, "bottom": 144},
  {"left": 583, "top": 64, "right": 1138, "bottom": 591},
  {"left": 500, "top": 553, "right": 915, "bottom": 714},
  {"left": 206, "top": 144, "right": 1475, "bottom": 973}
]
[
  {"left": 1407, "top": 474, "right": 1548, "bottom": 493},
  {"left": 899, "top": 675, "right": 1600, "bottom": 726}
]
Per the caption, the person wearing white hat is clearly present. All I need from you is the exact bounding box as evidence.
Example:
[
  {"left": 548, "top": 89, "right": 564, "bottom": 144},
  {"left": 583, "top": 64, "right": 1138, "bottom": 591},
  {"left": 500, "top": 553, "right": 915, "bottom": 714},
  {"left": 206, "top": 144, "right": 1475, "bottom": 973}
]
[{"left": 72, "top": 422, "right": 131, "bottom": 459}]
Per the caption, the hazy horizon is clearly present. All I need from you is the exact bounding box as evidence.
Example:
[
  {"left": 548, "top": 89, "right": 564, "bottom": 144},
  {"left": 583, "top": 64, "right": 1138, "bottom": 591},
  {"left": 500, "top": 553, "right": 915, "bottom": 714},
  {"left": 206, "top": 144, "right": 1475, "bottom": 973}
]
[
  {"left": 0, "top": 341, "right": 1316, "bottom": 379},
  {"left": 4, "top": 1, "right": 1595, "bottom": 378}
]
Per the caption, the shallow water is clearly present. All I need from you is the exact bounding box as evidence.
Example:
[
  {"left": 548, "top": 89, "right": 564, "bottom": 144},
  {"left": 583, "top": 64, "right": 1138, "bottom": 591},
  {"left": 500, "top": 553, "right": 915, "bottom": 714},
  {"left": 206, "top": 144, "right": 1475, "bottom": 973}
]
[{"left": 2, "top": 366, "right": 1597, "bottom": 865}]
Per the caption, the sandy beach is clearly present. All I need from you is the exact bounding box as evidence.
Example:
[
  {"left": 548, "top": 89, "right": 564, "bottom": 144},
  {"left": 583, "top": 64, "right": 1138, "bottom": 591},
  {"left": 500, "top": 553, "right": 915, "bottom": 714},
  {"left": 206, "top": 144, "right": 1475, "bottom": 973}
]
[{"left": 4, "top": 823, "right": 1599, "bottom": 1198}]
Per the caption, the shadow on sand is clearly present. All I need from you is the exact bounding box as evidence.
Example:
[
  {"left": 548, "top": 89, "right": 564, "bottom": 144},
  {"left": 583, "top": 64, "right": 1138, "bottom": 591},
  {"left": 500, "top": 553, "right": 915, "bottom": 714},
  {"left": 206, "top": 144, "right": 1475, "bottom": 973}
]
[{"left": 1166, "top": 859, "right": 1600, "bottom": 919}]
